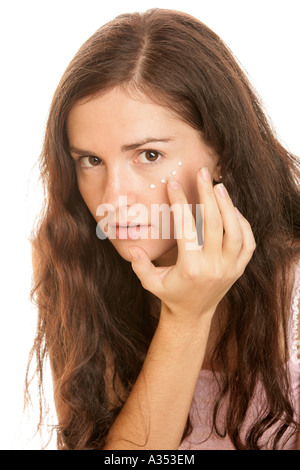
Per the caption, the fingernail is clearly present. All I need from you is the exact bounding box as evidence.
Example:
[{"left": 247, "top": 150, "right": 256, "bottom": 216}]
[
  {"left": 200, "top": 167, "right": 211, "bottom": 182},
  {"left": 128, "top": 248, "right": 139, "bottom": 261},
  {"left": 215, "top": 183, "right": 227, "bottom": 198},
  {"left": 168, "top": 178, "right": 180, "bottom": 190}
]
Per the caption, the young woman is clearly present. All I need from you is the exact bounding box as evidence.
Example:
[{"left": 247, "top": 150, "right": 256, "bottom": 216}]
[{"left": 26, "top": 9, "right": 300, "bottom": 450}]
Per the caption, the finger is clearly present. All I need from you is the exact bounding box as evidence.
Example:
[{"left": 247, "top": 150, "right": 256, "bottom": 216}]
[
  {"left": 127, "top": 245, "right": 163, "bottom": 294},
  {"left": 166, "top": 177, "right": 202, "bottom": 267},
  {"left": 196, "top": 167, "right": 224, "bottom": 258},
  {"left": 213, "top": 183, "right": 243, "bottom": 259},
  {"left": 233, "top": 209, "right": 257, "bottom": 271}
]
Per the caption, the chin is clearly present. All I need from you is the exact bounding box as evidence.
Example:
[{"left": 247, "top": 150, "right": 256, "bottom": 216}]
[{"left": 109, "top": 238, "right": 177, "bottom": 265}]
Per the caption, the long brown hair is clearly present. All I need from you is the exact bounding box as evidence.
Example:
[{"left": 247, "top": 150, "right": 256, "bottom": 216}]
[{"left": 26, "top": 9, "right": 300, "bottom": 449}]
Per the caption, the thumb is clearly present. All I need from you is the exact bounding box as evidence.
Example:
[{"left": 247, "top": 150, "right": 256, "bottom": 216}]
[{"left": 128, "top": 246, "right": 160, "bottom": 292}]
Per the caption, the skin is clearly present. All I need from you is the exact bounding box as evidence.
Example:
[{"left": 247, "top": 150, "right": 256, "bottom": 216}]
[
  {"left": 67, "top": 86, "right": 222, "bottom": 267},
  {"left": 67, "top": 86, "right": 300, "bottom": 448},
  {"left": 67, "top": 84, "right": 256, "bottom": 363}
]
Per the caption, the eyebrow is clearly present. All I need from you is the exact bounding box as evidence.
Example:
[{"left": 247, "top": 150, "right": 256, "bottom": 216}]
[
  {"left": 69, "top": 137, "right": 175, "bottom": 156},
  {"left": 121, "top": 137, "right": 175, "bottom": 152}
]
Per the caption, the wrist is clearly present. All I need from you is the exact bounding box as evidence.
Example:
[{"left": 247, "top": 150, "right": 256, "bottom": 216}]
[{"left": 159, "top": 302, "right": 214, "bottom": 339}]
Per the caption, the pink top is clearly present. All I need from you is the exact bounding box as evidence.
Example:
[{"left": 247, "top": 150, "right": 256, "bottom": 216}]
[{"left": 179, "top": 260, "right": 300, "bottom": 450}]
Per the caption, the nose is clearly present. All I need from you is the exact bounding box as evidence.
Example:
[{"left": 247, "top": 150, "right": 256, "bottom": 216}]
[{"left": 101, "top": 166, "right": 138, "bottom": 217}]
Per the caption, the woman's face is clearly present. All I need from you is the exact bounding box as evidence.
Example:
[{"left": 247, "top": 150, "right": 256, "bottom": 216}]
[{"left": 67, "top": 87, "right": 220, "bottom": 266}]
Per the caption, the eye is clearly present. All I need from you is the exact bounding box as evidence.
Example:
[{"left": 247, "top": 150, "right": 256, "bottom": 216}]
[
  {"left": 79, "top": 156, "right": 102, "bottom": 168},
  {"left": 137, "top": 150, "right": 163, "bottom": 166}
]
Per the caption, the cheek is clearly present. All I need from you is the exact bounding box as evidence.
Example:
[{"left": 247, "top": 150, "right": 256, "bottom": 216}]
[
  {"left": 184, "top": 177, "right": 198, "bottom": 204},
  {"left": 77, "top": 176, "right": 103, "bottom": 219},
  {"left": 178, "top": 169, "right": 200, "bottom": 220},
  {"left": 146, "top": 160, "right": 184, "bottom": 190},
  {"left": 175, "top": 164, "right": 198, "bottom": 200}
]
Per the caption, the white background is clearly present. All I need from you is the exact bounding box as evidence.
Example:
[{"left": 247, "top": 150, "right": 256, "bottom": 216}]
[{"left": 0, "top": 0, "right": 299, "bottom": 450}]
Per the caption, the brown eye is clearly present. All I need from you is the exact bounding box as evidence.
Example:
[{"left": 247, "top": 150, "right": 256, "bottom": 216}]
[
  {"left": 138, "top": 150, "right": 162, "bottom": 165},
  {"left": 80, "top": 156, "right": 101, "bottom": 168}
]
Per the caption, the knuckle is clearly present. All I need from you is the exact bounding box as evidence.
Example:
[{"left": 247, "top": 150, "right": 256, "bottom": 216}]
[
  {"left": 207, "top": 263, "right": 223, "bottom": 282},
  {"left": 231, "top": 230, "right": 243, "bottom": 245},
  {"left": 246, "top": 238, "right": 257, "bottom": 253},
  {"left": 205, "top": 186, "right": 215, "bottom": 196},
  {"left": 172, "top": 197, "right": 186, "bottom": 205},
  {"left": 182, "top": 267, "right": 200, "bottom": 281},
  {"left": 228, "top": 262, "right": 244, "bottom": 281},
  {"left": 243, "top": 218, "right": 252, "bottom": 229}
]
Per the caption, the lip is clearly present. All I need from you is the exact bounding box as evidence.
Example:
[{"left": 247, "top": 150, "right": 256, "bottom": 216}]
[
  {"left": 109, "top": 224, "right": 151, "bottom": 240},
  {"left": 112, "top": 222, "right": 148, "bottom": 227}
]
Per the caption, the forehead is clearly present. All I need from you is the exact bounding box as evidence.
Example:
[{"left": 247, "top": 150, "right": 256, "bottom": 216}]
[{"left": 66, "top": 87, "right": 193, "bottom": 144}]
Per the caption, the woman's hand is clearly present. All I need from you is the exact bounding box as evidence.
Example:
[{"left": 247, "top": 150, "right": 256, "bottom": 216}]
[{"left": 128, "top": 167, "right": 256, "bottom": 324}]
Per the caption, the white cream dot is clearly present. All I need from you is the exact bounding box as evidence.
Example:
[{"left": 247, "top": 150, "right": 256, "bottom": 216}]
[
  {"left": 160, "top": 178, "right": 167, "bottom": 184},
  {"left": 150, "top": 183, "right": 156, "bottom": 189},
  {"left": 171, "top": 170, "right": 177, "bottom": 176},
  {"left": 177, "top": 161, "right": 183, "bottom": 166}
]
